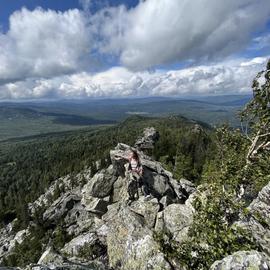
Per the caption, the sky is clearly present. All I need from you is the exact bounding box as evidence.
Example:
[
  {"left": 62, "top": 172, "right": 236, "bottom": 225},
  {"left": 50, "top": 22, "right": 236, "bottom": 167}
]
[{"left": 0, "top": 0, "right": 269, "bottom": 100}]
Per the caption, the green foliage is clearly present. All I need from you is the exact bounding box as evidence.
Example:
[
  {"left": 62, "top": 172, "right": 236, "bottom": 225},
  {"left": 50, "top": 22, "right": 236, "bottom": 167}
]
[
  {"left": 2, "top": 225, "right": 46, "bottom": 267},
  {"left": 153, "top": 117, "right": 212, "bottom": 182},
  {"left": 77, "top": 240, "right": 107, "bottom": 260},
  {"left": 241, "top": 67, "right": 270, "bottom": 132},
  {"left": 202, "top": 126, "right": 248, "bottom": 189},
  {"left": 51, "top": 225, "right": 72, "bottom": 250},
  {"left": 174, "top": 186, "right": 257, "bottom": 269},
  {"left": 156, "top": 125, "right": 265, "bottom": 269}
]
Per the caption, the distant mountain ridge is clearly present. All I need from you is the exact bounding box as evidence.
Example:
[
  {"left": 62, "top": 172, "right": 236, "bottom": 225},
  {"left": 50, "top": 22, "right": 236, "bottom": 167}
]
[{"left": 0, "top": 95, "right": 250, "bottom": 140}]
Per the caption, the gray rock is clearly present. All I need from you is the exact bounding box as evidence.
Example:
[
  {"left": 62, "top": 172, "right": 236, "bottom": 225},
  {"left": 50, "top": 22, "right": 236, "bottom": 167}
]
[
  {"left": 143, "top": 168, "right": 175, "bottom": 199},
  {"left": 111, "top": 176, "right": 129, "bottom": 203},
  {"left": 82, "top": 196, "right": 109, "bottom": 216},
  {"left": 61, "top": 232, "right": 100, "bottom": 258},
  {"left": 105, "top": 204, "right": 172, "bottom": 270},
  {"left": 82, "top": 166, "right": 116, "bottom": 199},
  {"left": 159, "top": 195, "right": 173, "bottom": 208},
  {"left": 64, "top": 206, "right": 96, "bottom": 236},
  {"left": 134, "top": 127, "right": 159, "bottom": 150},
  {"left": 179, "top": 178, "right": 196, "bottom": 196},
  {"left": 29, "top": 169, "right": 92, "bottom": 216},
  {"left": 0, "top": 226, "right": 30, "bottom": 264},
  {"left": 249, "top": 181, "right": 270, "bottom": 225},
  {"left": 43, "top": 193, "right": 81, "bottom": 224},
  {"left": 36, "top": 246, "right": 108, "bottom": 270},
  {"left": 210, "top": 250, "right": 270, "bottom": 270},
  {"left": 167, "top": 178, "right": 196, "bottom": 204},
  {"left": 37, "top": 247, "right": 65, "bottom": 267},
  {"left": 129, "top": 197, "right": 160, "bottom": 228},
  {"left": 140, "top": 159, "right": 172, "bottom": 178},
  {"left": 110, "top": 144, "right": 132, "bottom": 178},
  {"left": 155, "top": 203, "right": 194, "bottom": 243}
]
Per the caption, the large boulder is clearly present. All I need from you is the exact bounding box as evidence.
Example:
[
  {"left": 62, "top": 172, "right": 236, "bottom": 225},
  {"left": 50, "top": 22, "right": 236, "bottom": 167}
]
[
  {"left": 43, "top": 193, "right": 81, "bottom": 224},
  {"left": 81, "top": 196, "right": 110, "bottom": 216},
  {"left": 110, "top": 143, "right": 131, "bottom": 178},
  {"left": 37, "top": 247, "right": 65, "bottom": 267},
  {"left": 64, "top": 206, "right": 96, "bottom": 236},
  {"left": 143, "top": 168, "right": 175, "bottom": 200},
  {"left": 129, "top": 197, "right": 160, "bottom": 228},
  {"left": 103, "top": 204, "right": 172, "bottom": 270},
  {"left": 155, "top": 203, "right": 194, "bottom": 243},
  {"left": 82, "top": 166, "right": 116, "bottom": 199},
  {"left": 210, "top": 250, "right": 270, "bottom": 270},
  {"left": 61, "top": 232, "right": 106, "bottom": 260},
  {"left": 111, "top": 176, "right": 129, "bottom": 202}
]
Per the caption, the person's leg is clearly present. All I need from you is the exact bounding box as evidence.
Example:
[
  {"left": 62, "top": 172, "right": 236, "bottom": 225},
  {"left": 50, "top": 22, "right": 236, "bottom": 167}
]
[
  {"left": 140, "top": 175, "right": 150, "bottom": 197},
  {"left": 127, "top": 172, "right": 138, "bottom": 201},
  {"left": 132, "top": 172, "right": 140, "bottom": 199}
]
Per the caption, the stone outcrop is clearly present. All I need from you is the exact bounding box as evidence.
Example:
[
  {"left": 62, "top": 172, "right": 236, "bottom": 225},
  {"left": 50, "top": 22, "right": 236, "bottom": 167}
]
[
  {"left": 28, "top": 169, "right": 92, "bottom": 215},
  {"left": 134, "top": 127, "right": 159, "bottom": 150},
  {"left": 210, "top": 250, "right": 270, "bottom": 270},
  {"left": 0, "top": 127, "right": 198, "bottom": 269}
]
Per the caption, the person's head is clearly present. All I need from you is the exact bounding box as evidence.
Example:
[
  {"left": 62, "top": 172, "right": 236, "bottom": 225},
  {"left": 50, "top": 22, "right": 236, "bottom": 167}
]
[{"left": 130, "top": 150, "right": 139, "bottom": 160}]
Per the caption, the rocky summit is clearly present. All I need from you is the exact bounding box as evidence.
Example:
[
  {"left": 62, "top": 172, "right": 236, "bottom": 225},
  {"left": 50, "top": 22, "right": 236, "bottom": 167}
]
[{"left": 0, "top": 127, "right": 269, "bottom": 270}]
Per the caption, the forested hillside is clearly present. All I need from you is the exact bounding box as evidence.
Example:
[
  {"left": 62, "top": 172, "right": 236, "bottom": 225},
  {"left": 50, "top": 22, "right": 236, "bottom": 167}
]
[{"left": 0, "top": 115, "right": 212, "bottom": 229}]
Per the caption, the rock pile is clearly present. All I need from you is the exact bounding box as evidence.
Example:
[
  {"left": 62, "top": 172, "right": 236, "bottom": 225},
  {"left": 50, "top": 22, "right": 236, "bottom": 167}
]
[
  {"left": 0, "top": 127, "right": 196, "bottom": 270},
  {"left": 0, "top": 127, "right": 269, "bottom": 270}
]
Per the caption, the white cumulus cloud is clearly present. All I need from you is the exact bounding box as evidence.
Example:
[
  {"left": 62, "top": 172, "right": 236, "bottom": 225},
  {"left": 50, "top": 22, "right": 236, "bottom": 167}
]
[
  {"left": 93, "top": 0, "right": 270, "bottom": 70},
  {"left": 0, "top": 2, "right": 269, "bottom": 99},
  {"left": 0, "top": 57, "right": 268, "bottom": 99},
  {"left": 0, "top": 7, "right": 91, "bottom": 84}
]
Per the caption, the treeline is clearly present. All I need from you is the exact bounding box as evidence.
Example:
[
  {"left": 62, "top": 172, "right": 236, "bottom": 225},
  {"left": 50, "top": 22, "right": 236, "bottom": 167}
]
[{"left": 0, "top": 115, "right": 212, "bottom": 228}]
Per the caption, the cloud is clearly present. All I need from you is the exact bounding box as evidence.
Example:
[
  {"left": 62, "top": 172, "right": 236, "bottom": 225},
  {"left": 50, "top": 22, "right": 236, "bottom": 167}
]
[
  {"left": 93, "top": 0, "right": 270, "bottom": 70},
  {"left": 0, "top": 2, "right": 269, "bottom": 100},
  {"left": 0, "top": 7, "right": 91, "bottom": 84},
  {"left": 0, "top": 57, "right": 268, "bottom": 99}
]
